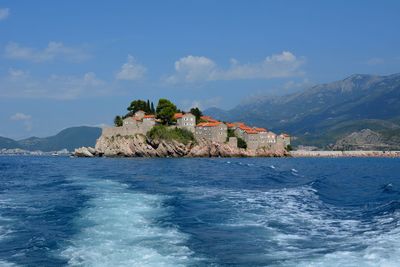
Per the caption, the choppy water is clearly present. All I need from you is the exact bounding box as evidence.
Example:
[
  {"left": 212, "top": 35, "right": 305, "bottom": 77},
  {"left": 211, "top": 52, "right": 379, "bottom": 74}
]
[{"left": 0, "top": 156, "right": 399, "bottom": 266}]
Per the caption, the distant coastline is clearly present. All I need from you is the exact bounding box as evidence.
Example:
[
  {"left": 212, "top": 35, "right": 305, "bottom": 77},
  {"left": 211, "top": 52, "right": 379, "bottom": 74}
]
[{"left": 290, "top": 150, "right": 400, "bottom": 158}]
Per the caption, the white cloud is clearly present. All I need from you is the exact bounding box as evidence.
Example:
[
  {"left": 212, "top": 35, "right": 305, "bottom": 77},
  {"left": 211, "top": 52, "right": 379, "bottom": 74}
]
[
  {"left": 0, "top": 8, "right": 9, "bottom": 20},
  {"left": 8, "top": 68, "right": 29, "bottom": 80},
  {"left": 10, "top": 112, "right": 31, "bottom": 121},
  {"left": 166, "top": 51, "right": 305, "bottom": 83},
  {"left": 4, "top": 41, "right": 90, "bottom": 63},
  {"left": 181, "top": 97, "right": 222, "bottom": 111},
  {"left": 1, "top": 70, "right": 108, "bottom": 99},
  {"left": 10, "top": 112, "right": 32, "bottom": 131},
  {"left": 166, "top": 55, "right": 217, "bottom": 83},
  {"left": 366, "top": 57, "right": 384, "bottom": 66},
  {"left": 116, "top": 55, "right": 146, "bottom": 80}
]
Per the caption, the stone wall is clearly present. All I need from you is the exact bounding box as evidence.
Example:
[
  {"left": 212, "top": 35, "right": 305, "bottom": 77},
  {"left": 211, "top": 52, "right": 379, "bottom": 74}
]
[
  {"left": 228, "top": 137, "right": 238, "bottom": 148},
  {"left": 102, "top": 125, "right": 147, "bottom": 137}
]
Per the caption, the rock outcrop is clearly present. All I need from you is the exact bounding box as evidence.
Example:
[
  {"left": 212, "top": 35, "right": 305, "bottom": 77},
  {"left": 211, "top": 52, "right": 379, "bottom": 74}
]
[
  {"left": 74, "top": 134, "right": 288, "bottom": 158},
  {"left": 74, "top": 146, "right": 95, "bottom": 157}
]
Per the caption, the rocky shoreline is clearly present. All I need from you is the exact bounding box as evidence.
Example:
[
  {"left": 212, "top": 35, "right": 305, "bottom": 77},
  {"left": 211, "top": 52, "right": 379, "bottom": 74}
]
[{"left": 74, "top": 134, "right": 288, "bottom": 158}]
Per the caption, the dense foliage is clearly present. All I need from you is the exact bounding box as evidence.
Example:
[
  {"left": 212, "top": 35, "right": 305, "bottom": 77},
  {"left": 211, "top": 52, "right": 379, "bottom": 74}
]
[
  {"left": 227, "top": 129, "right": 235, "bottom": 138},
  {"left": 156, "top": 99, "right": 178, "bottom": 125},
  {"left": 237, "top": 137, "right": 247, "bottom": 149},
  {"left": 190, "top": 107, "right": 203, "bottom": 123},
  {"left": 114, "top": 116, "right": 123, "bottom": 127},
  {"left": 127, "top": 99, "right": 155, "bottom": 115},
  {"left": 147, "top": 125, "right": 195, "bottom": 145}
]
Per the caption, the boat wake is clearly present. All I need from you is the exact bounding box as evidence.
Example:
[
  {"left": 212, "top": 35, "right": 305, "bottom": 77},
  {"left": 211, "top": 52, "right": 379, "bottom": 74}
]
[
  {"left": 186, "top": 180, "right": 400, "bottom": 266},
  {"left": 60, "top": 177, "right": 197, "bottom": 267}
]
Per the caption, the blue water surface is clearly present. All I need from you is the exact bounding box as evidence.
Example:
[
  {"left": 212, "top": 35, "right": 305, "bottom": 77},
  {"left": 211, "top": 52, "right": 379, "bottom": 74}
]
[{"left": 0, "top": 156, "right": 399, "bottom": 266}]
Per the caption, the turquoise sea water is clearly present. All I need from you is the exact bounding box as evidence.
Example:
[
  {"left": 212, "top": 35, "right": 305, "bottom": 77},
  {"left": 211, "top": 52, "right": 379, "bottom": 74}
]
[{"left": 0, "top": 156, "right": 399, "bottom": 266}]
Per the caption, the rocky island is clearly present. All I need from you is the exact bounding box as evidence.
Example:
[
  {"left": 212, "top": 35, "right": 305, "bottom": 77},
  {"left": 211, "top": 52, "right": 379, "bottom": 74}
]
[{"left": 74, "top": 99, "right": 291, "bottom": 158}]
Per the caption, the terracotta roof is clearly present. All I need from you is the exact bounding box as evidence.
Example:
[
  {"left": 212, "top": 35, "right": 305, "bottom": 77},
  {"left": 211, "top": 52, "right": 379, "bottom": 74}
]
[
  {"left": 226, "top": 123, "right": 236, "bottom": 128},
  {"left": 197, "top": 122, "right": 221, "bottom": 127},
  {"left": 254, "top": 127, "right": 267, "bottom": 132},
  {"left": 143, "top": 115, "right": 155, "bottom": 119},
  {"left": 201, "top": 116, "right": 218, "bottom": 123},
  {"left": 238, "top": 124, "right": 252, "bottom": 130},
  {"left": 280, "top": 133, "right": 290, "bottom": 137},
  {"left": 244, "top": 128, "right": 258, "bottom": 134},
  {"left": 174, "top": 113, "right": 183, "bottom": 119}
]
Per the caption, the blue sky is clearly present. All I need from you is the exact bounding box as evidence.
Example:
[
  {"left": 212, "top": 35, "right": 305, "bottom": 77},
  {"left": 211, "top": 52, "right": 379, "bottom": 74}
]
[{"left": 1, "top": 1, "right": 399, "bottom": 139}]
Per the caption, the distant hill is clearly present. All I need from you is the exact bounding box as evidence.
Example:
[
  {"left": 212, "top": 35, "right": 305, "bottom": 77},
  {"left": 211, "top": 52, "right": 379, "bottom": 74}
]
[
  {"left": 0, "top": 126, "right": 102, "bottom": 152},
  {"left": 205, "top": 73, "right": 400, "bottom": 148},
  {"left": 0, "top": 137, "right": 21, "bottom": 149}
]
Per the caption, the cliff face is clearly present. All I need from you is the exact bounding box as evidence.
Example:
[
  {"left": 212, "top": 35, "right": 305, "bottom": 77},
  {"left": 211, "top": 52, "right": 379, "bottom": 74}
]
[
  {"left": 74, "top": 134, "right": 288, "bottom": 157},
  {"left": 95, "top": 134, "right": 191, "bottom": 157}
]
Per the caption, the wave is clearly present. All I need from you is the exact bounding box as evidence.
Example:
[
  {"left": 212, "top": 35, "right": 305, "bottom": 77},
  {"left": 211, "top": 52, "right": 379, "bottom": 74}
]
[
  {"left": 60, "top": 177, "right": 198, "bottom": 267},
  {"left": 185, "top": 183, "right": 400, "bottom": 266},
  {"left": 0, "top": 260, "right": 20, "bottom": 267}
]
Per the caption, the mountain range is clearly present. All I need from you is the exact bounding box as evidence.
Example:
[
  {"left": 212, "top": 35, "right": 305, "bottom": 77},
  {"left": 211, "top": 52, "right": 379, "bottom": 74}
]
[
  {"left": 205, "top": 73, "right": 400, "bottom": 148},
  {"left": 0, "top": 126, "right": 101, "bottom": 152},
  {"left": 2, "top": 73, "right": 399, "bottom": 151}
]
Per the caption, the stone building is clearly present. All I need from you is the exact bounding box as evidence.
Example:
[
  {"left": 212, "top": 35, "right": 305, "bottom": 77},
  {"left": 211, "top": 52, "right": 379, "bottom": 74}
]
[
  {"left": 195, "top": 121, "right": 227, "bottom": 143},
  {"left": 242, "top": 128, "right": 260, "bottom": 150},
  {"left": 174, "top": 113, "right": 196, "bottom": 132},
  {"left": 102, "top": 110, "right": 155, "bottom": 137},
  {"left": 254, "top": 128, "right": 269, "bottom": 148},
  {"left": 232, "top": 123, "right": 280, "bottom": 150},
  {"left": 234, "top": 124, "right": 251, "bottom": 139}
]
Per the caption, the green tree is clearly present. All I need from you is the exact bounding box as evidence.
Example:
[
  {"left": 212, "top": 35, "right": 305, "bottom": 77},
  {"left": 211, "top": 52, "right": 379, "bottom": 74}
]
[
  {"left": 237, "top": 137, "right": 247, "bottom": 149},
  {"left": 114, "top": 115, "right": 123, "bottom": 127},
  {"left": 146, "top": 99, "right": 151, "bottom": 113},
  {"left": 190, "top": 107, "right": 203, "bottom": 123},
  {"left": 127, "top": 100, "right": 148, "bottom": 114},
  {"left": 156, "top": 98, "right": 178, "bottom": 125},
  {"left": 150, "top": 102, "right": 155, "bottom": 114}
]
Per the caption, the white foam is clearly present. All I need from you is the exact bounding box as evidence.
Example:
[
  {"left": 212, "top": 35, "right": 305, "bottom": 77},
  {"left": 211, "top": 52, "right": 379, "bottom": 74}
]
[
  {"left": 0, "top": 260, "right": 19, "bottom": 267},
  {"left": 61, "top": 178, "right": 197, "bottom": 267},
  {"left": 189, "top": 185, "right": 400, "bottom": 266}
]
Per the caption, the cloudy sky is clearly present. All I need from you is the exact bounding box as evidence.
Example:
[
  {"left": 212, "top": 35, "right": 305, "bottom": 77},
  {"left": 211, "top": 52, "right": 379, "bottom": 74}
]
[{"left": 1, "top": 1, "right": 400, "bottom": 139}]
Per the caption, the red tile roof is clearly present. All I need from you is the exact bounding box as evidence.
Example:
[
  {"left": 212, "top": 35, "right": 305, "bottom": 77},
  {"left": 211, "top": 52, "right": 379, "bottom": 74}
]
[
  {"left": 254, "top": 127, "right": 267, "bottom": 132},
  {"left": 174, "top": 113, "right": 183, "bottom": 119},
  {"left": 226, "top": 123, "right": 236, "bottom": 128},
  {"left": 201, "top": 116, "right": 218, "bottom": 123},
  {"left": 244, "top": 128, "right": 258, "bottom": 134},
  {"left": 238, "top": 124, "right": 252, "bottom": 130},
  {"left": 197, "top": 122, "right": 222, "bottom": 127}
]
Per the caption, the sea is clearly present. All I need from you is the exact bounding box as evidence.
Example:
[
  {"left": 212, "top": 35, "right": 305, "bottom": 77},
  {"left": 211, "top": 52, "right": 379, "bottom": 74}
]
[{"left": 0, "top": 156, "right": 399, "bottom": 267}]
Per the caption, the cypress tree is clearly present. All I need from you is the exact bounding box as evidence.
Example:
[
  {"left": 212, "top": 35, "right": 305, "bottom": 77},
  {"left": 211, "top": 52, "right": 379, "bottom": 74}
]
[{"left": 146, "top": 99, "right": 151, "bottom": 113}]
